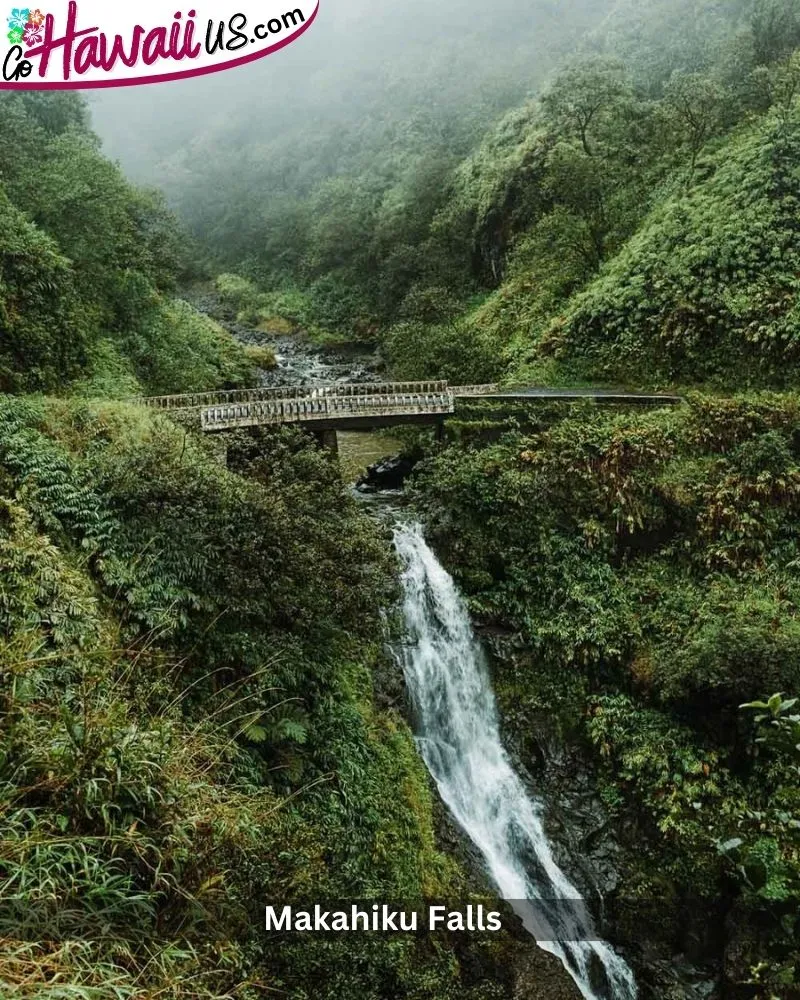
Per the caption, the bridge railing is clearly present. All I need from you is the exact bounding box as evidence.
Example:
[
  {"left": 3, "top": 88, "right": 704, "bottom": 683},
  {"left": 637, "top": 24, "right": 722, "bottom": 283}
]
[
  {"left": 321, "top": 380, "right": 448, "bottom": 397},
  {"left": 137, "top": 386, "right": 301, "bottom": 410},
  {"left": 201, "top": 391, "right": 454, "bottom": 432},
  {"left": 137, "top": 380, "right": 450, "bottom": 411}
]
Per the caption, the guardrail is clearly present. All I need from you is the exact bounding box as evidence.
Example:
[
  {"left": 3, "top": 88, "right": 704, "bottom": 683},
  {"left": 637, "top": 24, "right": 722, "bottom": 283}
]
[
  {"left": 138, "top": 386, "right": 299, "bottom": 410},
  {"left": 138, "top": 380, "right": 678, "bottom": 433},
  {"left": 319, "top": 380, "right": 448, "bottom": 397},
  {"left": 201, "top": 391, "right": 455, "bottom": 432},
  {"left": 451, "top": 384, "right": 500, "bottom": 396}
]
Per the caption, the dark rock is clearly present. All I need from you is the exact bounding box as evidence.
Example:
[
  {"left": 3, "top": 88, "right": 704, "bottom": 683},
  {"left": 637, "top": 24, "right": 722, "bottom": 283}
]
[
  {"left": 513, "top": 946, "right": 584, "bottom": 1000},
  {"left": 357, "top": 454, "right": 417, "bottom": 493},
  {"left": 638, "top": 958, "right": 720, "bottom": 1000},
  {"left": 372, "top": 646, "right": 406, "bottom": 711},
  {"left": 479, "top": 635, "right": 725, "bottom": 999}
]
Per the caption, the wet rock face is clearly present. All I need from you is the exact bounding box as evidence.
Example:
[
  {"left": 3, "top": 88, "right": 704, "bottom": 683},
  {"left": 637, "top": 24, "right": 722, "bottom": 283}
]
[
  {"left": 480, "top": 635, "right": 724, "bottom": 1000},
  {"left": 356, "top": 455, "right": 418, "bottom": 493},
  {"left": 513, "top": 948, "right": 584, "bottom": 1000},
  {"left": 639, "top": 959, "right": 719, "bottom": 1000}
]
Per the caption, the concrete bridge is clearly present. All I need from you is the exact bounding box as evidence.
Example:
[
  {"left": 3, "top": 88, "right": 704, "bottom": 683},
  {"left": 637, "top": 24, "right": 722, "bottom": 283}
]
[{"left": 138, "top": 380, "right": 682, "bottom": 434}]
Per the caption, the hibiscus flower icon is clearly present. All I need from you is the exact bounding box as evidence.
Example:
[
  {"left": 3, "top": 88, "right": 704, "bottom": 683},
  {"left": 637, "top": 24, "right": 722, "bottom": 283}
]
[
  {"left": 6, "top": 8, "right": 30, "bottom": 31},
  {"left": 7, "top": 25, "right": 24, "bottom": 44},
  {"left": 27, "top": 7, "right": 44, "bottom": 26},
  {"left": 23, "top": 20, "right": 42, "bottom": 45}
]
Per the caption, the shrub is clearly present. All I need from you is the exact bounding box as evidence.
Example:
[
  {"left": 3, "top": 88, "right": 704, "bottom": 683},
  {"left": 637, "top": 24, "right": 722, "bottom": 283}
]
[
  {"left": 122, "top": 298, "right": 257, "bottom": 395},
  {"left": 245, "top": 345, "right": 278, "bottom": 370}
]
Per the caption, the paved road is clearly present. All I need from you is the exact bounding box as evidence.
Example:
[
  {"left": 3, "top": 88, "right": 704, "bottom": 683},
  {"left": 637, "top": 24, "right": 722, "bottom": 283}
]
[{"left": 472, "top": 387, "right": 683, "bottom": 403}]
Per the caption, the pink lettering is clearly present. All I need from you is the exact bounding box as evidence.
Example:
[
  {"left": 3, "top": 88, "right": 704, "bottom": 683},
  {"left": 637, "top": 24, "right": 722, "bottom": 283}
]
[{"left": 142, "top": 26, "right": 168, "bottom": 66}]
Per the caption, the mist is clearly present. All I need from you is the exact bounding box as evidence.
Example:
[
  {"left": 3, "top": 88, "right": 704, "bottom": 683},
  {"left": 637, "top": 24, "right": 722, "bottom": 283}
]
[
  {"left": 84, "top": 0, "right": 780, "bottom": 352},
  {"left": 90, "top": 0, "right": 610, "bottom": 181}
]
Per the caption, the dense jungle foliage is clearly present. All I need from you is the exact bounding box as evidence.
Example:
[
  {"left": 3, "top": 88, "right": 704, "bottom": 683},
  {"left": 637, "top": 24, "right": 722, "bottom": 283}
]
[
  {"left": 0, "top": 93, "right": 258, "bottom": 397},
  {"left": 414, "top": 395, "right": 800, "bottom": 995}
]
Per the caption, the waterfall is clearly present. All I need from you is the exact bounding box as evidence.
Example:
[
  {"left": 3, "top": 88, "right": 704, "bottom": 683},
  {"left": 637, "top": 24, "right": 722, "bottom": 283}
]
[{"left": 394, "top": 523, "right": 637, "bottom": 1000}]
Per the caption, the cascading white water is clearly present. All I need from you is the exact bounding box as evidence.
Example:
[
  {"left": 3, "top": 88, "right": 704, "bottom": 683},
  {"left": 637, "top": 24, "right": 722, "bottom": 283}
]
[{"left": 394, "top": 523, "right": 637, "bottom": 1000}]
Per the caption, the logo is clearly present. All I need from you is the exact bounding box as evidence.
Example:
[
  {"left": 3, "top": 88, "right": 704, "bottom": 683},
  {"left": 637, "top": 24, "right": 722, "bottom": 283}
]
[{"left": 2, "top": 1, "right": 318, "bottom": 89}]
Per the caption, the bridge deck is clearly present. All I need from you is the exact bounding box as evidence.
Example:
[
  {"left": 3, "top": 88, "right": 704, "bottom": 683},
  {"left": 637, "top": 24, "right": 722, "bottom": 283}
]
[{"left": 136, "top": 380, "right": 682, "bottom": 433}]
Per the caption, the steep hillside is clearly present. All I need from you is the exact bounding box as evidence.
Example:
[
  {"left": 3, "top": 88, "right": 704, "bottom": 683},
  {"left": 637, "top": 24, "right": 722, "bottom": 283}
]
[
  {"left": 413, "top": 392, "right": 800, "bottom": 995},
  {"left": 0, "top": 396, "right": 523, "bottom": 999},
  {"left": 440, "top": 0, "right": 800, "bottom": 389},
  {"left": 0, "top": 93, "right": 256, "bottom": 397},
  {"left": 530, "top": 103, "right": 800, "bottom": 387}
]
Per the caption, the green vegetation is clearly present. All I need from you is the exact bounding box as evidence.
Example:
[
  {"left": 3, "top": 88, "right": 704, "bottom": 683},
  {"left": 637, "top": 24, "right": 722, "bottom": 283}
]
[
  {"left": 544, "top": 100, "right": 800, "bottom": 386},
  {"left": 5, "top": 0, "right": 800, "bottom": 996},
  {"left": 458, "top": 2, "right": 800, "bottom": 390},
  {"left": 413, "top": 394, "right": 800, "bottom": 993},
  {"left": 0, "top": 93, "right": 257, "bottom": 397},
  {"left": 0, "top": 397, "right": 514, "bottom": 998}
]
